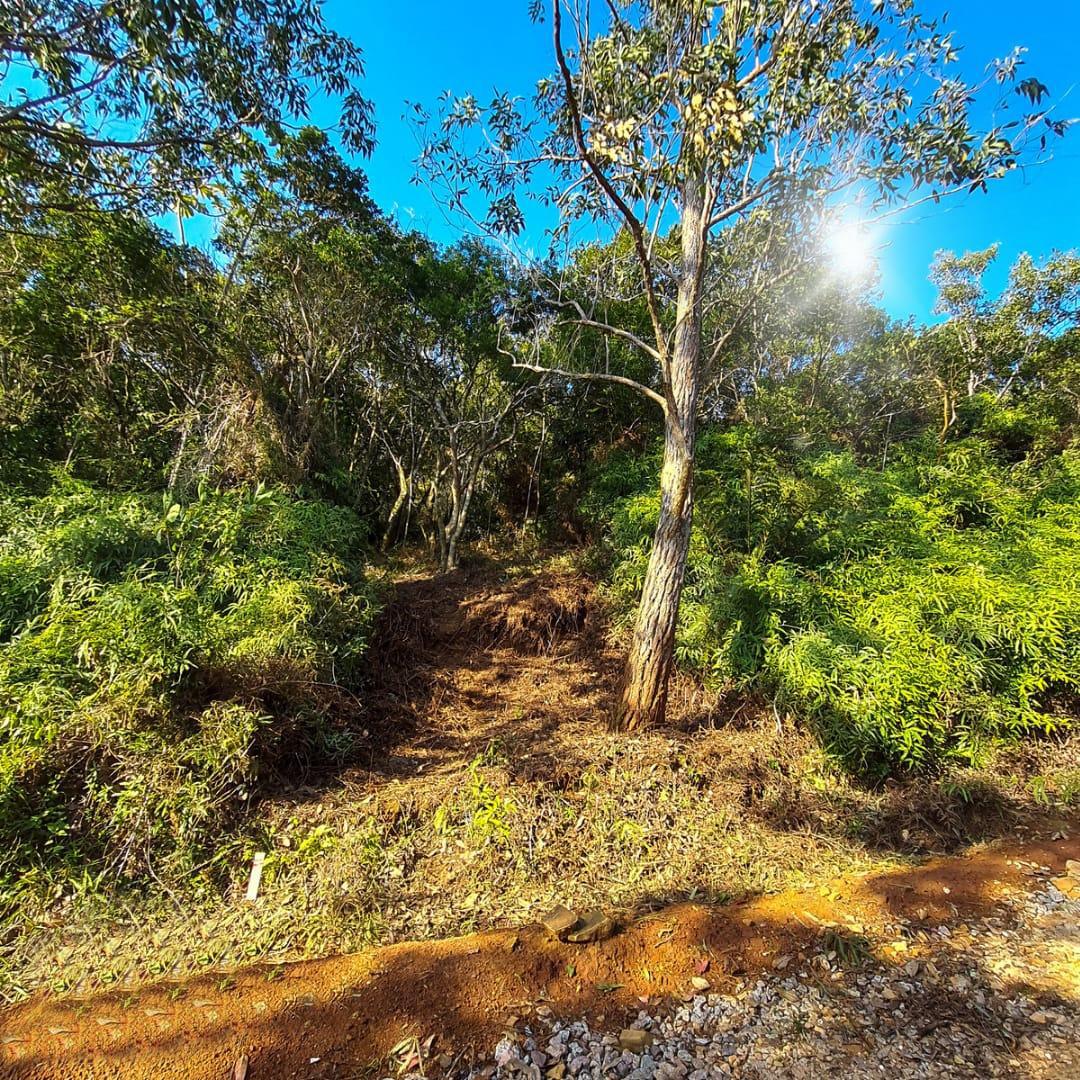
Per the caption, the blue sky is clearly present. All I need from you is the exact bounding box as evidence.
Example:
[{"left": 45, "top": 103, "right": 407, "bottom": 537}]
[{"left": 219, "top": 1, "right": 1080, "bottom": 324}]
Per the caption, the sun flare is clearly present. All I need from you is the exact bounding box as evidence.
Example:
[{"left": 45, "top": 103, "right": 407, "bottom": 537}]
[{"left": 826, "top": 222, "right": 876, "bottom": 279}]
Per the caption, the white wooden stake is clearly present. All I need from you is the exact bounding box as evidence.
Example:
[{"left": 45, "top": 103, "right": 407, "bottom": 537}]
[{"left": 245, "top": 851, "right": 266, "bottom": 902}]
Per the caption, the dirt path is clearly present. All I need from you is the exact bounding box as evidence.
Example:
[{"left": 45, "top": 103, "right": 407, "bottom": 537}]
[
  {"left": 359, "top": 562, "right": 623, "bottom": 782},
  {"left": 1, "top": 835, "right": 1077, "bottom": 1079},
  {"left": 3, "top": 562, "right": 1077, "bottom": 1077}
]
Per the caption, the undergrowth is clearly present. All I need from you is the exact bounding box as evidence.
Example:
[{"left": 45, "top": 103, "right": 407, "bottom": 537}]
[
  {"left": 587, "top": 430, "right": 1079, "bottom": 777},
  {"left": 6, "top": 719, "right": 1076, "bottom": 1003},
  {"left": 0, "top": 475, "right": 381, "bottom": 908}
]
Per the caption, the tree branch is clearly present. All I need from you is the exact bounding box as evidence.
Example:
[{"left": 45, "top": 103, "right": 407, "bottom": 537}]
[
  {"left": 552, "top": 0, "right": 669, "bottom": 364},
  {"left": 513, "top": 359, "right": 668, "bottom": 414},
  {"left": 554, "top": 296, "right": 662, "bottom": 361},
  {"left": 708, "top": 176, "right": 774, "bottom": 228}
]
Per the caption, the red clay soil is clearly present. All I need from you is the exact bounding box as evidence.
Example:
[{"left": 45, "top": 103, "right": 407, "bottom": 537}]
[
  {"left": 360, "top": 564, "right": 624, "bottom": 775},
  {"left": 2, "top": 834, "right": 1076, "bottom": 1080}
]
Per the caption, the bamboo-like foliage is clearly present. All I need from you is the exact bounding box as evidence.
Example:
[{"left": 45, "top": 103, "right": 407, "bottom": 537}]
[
  {"left": 0, "top": 478, "right": 380, "bottom": 893},
  {"left": 593, "top": 431, "right": 1078, "bottom": 775}
]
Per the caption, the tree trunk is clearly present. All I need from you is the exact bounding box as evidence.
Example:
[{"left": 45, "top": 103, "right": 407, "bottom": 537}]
[
  {"left": 612, "top": 179, "right": 707, "bottom": 732},
  {"left": 444, "top": 455, "right": 481, "bottom": 572},
  {"left": 166, "top": 412, "right": 193, "bottom": 493},
  {"left": 938, "top": 382, "right": 955, "bottom": 447},
  {"left": 613, "top": 416, "right": 695, "bottom": 730},
  {"left": 381, "top": 456, "right": 409, "bottom": 552},
  {"left": 445, "top": 510, "right": 462, "bottom": 572}
]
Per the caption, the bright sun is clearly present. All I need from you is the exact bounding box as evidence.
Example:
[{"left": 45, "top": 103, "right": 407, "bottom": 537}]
[{"left": 826, "top": 222, "right": 876, "bottom": 279}]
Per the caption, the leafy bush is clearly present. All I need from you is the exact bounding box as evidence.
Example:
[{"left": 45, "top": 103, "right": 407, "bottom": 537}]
[
  {"left": 588, "top": 432, "right": 1079, "bottom": 777},
  {"left": 0, "top": 477, "right": 380, "bottom": 898}
]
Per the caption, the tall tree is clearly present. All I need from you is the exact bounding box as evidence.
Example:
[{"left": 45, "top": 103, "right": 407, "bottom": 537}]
[
  {"left": 214, "top": 148, "right": 539, "bottom": 568},
  {"left": 208, "top": 129, "right": 404, "bottom": 495},
  {"left": 923, "top": 245, "right": 1080, "bottom": 444},
  {"left": 399, "top": 240, "right": 541, "bottom": 572},
  {"left": 0, "top": 211, "right": 217, "bottom": 486},
  {"left": 0, "top": 0, "right": 373, "bottom": 231},
  {"left": 418, "top": 0, "right": 1061, "bottom": 730}
]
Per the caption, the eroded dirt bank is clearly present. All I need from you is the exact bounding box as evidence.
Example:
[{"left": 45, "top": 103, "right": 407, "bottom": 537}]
[{"left": 2, "top": 834, "right": 1077, "bottom": 1079}]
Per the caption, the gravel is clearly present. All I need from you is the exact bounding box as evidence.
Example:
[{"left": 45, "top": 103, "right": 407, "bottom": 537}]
[{"left": 395, "top": 867, "right": 1079, "bottom": 1079}]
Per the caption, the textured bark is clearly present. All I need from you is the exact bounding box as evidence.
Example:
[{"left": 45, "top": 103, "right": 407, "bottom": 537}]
[
  {"left": 436, "top": 454, "right": 480, "bottom": 573},
  {"left": 381, "top": 456, "right": 410, "bottom": 552},
  {"left": 613, "top": 179, "right": 707, "bottom": 731},
  {"left": 612, "top": 421, "right": 694, "bottom": 730}
]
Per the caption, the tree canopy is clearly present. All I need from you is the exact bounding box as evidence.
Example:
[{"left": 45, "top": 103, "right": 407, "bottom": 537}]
[{"left": 0, "top": 0, "right": 374, "bottom": 230}]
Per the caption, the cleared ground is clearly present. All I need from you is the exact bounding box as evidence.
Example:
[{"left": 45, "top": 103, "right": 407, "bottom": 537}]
[
  {"left": 1, "top": 836, "right": 1077, "bottom": 1078},
  {"left": 1, "top": 556, "right": 1077, "bottom": 1077}
]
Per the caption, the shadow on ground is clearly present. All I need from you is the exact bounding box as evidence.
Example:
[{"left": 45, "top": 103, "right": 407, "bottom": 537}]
[
  {"left": 2, "top": 835, "right": 1077, "bottom": 1079},
  {"left": 3, "top": 559, "right": 1079, "bottom": 1078}
]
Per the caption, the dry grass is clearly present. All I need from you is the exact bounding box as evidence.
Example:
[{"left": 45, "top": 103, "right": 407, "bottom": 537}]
[{"left": 2, "top": 554, "right": 1077, "bottom": 1003}]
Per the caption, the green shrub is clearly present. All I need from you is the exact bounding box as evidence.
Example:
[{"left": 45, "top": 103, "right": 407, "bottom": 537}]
[
  {"left": 589, "top": 434, "right": 1079, "bottom": 777},
  {"left": 0, "top": 477, "right": 380, "bottom": 897}
]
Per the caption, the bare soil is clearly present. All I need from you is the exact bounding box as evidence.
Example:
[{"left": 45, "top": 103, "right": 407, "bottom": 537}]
[
  {"left": 2, "top": 557, "right": 1077, "bottom": 1077},
  {"left": 1, "top": 836, "right": 1077, "bottom": 1079},
  {"left": 361, "top": 560, "right": 622, "bottom": 780}
]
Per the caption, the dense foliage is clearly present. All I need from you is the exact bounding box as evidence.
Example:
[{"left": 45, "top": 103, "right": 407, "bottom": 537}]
[
  {"left": 0, "top": 0, "right": 1076, "bottom": 922},
  {"left": 0, "top": 0, "right": 373, "bottom": 229},
  {"left": 0, "top": 479, "right": 379, "bottom": 898},
  {"left": 3, "top": 192, "right": 1076, "bottom": 794},
  {"left": 590, "top": 429, "right": 1079, "bottom": 776}
]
